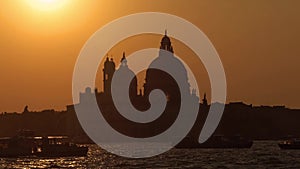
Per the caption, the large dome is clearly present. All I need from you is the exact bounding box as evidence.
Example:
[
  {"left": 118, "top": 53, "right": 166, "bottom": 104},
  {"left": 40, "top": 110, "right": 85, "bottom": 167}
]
[
  {"left": 145, "top": 50, "right": 190, "bottom": 97},
  {"left": 144, "top": 34, "right": 191, "bottom": 101}
]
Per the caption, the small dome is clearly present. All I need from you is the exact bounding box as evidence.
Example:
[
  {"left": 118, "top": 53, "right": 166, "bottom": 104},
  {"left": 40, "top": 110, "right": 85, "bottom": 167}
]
[
  {"left": 160, "top": 31, "right": 173, "bottom": 53},
  {"left": 115, "top": 52, "right": 136, "bottom": 90},
  {"left": 116, "top": 64, "right": 135, "bottom": 76},
  {"left": 113, "top": 61, "right": 138, "bottom": 99}
]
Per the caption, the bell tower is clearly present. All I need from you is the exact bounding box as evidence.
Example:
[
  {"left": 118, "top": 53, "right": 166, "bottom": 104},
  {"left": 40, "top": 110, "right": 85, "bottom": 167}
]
[{"left": 103, "top": 56, "right": 115, "bottom": 94}]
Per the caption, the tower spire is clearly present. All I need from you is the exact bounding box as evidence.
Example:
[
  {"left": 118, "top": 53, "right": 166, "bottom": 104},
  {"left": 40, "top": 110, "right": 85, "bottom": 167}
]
[
  {"left": 202, "top": 93, "right": 208, "bottom": 106},
  {"left": 121, "top": 51, "right": 127, "bottom": 66}
]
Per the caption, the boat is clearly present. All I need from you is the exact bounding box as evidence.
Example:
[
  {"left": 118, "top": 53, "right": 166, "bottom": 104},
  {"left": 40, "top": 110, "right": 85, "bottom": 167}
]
[
  {"left": 34, "top": 136, "right": 88, "bottom": 157},
  {"left": 0, "top": 130, "right": 36, "bottom": 158},
  {"left": 176, "top": 135, "right": 253, "bottom": 149},
  {"left": 278, "top": 139, "right": 300, "bottom": 149},
  {"left": 0, "top": 137, "right": 34, "bottom": 157},
  {"left": 0, "top": 130, "right": 88, "bottom": 158}
]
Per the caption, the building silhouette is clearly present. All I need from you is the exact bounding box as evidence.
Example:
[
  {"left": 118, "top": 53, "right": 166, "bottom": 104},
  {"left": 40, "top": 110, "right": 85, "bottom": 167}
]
[
  {"left": 0, "top": 33, "right": 300, "bottom": 143},
  {"left": 76, "top": 32, "right": 198, "bottom": 138},
  {"left": 94, "top": 31, "right": 197, "bottom": 104}
]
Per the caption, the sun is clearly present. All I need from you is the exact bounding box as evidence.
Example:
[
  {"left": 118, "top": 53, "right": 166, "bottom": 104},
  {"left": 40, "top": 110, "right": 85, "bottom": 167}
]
[{"left": 26, "top": 0, "right": 68, "bottom": 11}]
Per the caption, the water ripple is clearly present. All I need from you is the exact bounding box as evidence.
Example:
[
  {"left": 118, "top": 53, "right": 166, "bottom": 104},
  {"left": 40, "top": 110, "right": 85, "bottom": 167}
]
[{"left": 1, "top": 141, "right": 300, "bottom": 168}]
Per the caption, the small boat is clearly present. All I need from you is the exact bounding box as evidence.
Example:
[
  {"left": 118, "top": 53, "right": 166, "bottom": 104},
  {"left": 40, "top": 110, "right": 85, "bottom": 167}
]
[
  {"left": 278, "top": 139, "right": 300, "bottom": 149},
  {"left": 0, "top": 130, "right": 36, "bottom": 158},
  {"left": 176, "top": 135, "right": 253, "bottom": 149},
  {"left": 0, "top": 130, "right": 88, "bottom": 158},
  {"left": 34, "top": 136, "right": 88, "bottom": 157}
]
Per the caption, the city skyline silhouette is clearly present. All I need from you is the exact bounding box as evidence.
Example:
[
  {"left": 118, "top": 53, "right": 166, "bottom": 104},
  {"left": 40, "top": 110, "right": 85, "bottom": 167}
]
[
  {"left": 1, "top": 0, "right": 300, "bottom": 113},
  {"left": 0, "top": 34, "right": 299, "bottom": 142}
]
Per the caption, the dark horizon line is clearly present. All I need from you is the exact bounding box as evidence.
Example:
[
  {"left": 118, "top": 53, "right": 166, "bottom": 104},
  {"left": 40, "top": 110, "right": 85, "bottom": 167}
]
[{"left": 1, "top": 100, "right": 299, "bottom": 114}]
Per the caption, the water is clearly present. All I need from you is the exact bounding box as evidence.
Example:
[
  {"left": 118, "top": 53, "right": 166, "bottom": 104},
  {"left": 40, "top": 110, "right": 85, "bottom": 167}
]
[{"left": 1, "top": 141, "right": 300, "bottom": 168}]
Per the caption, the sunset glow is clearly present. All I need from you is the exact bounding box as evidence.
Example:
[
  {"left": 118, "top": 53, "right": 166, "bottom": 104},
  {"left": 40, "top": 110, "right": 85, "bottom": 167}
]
[{"left": 26, "top": 0, "right": 68, "bottom": 11}]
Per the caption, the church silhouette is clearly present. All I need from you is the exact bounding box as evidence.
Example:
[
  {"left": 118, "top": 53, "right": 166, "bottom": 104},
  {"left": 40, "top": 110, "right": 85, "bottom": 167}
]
[{"left": 78, "top": 32, "right": 201, "bottom": 138}]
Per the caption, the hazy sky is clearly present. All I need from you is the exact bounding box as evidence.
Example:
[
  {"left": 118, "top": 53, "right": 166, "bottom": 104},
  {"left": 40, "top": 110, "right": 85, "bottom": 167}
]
[{"left": 0, "top": 0, "right": 299, "bottom": 112}]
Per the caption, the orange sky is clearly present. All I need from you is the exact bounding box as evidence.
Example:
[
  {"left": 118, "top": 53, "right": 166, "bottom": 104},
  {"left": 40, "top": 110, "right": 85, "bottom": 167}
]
[{"left": 0, "top": 0, "right": 299, "bottom": 112}]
